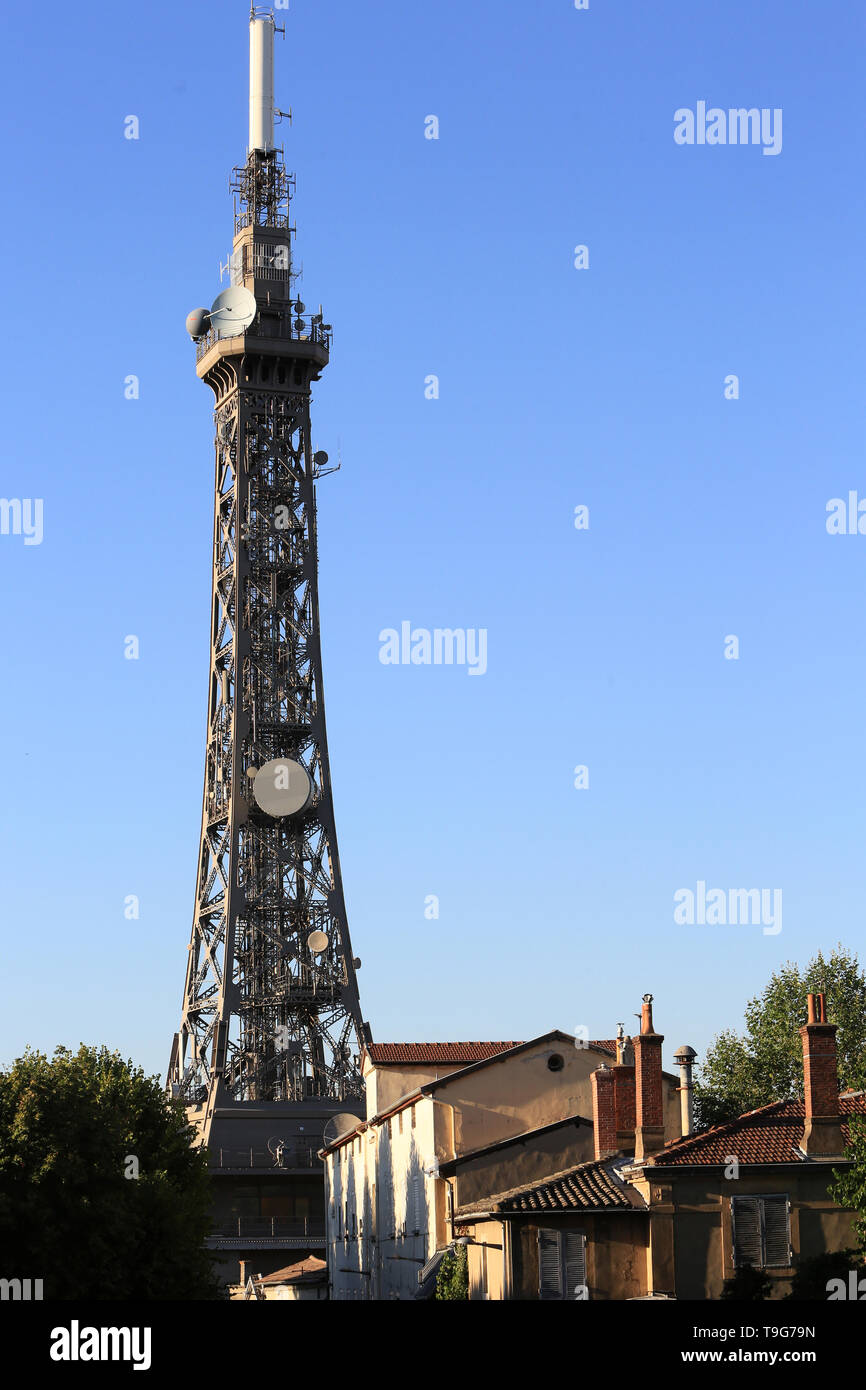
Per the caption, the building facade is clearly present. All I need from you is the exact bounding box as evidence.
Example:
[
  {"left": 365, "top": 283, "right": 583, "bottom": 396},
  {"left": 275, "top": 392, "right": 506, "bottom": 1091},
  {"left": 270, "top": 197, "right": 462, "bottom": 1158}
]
[{"left": 321, "top": 1030, "right": 684, "bottom": 1299}]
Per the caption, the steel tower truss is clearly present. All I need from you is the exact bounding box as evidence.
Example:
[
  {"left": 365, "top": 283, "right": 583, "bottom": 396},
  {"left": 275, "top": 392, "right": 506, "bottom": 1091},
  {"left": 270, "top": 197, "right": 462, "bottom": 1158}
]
[{"left": 168, "top": 148, "right": 364, "bottom": 1116}]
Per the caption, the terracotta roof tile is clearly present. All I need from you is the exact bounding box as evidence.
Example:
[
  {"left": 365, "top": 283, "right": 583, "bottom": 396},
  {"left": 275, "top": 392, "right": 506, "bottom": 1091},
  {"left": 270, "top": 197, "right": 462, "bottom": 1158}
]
[
  {"left": 366, "top": 1038, "right": 618, "bottom": 1066},
  {"left": 456, "top": 1158, "right": 640, "bottom": 1217},
  {"left": 647, "top": 1092, "right": 866, "bottom": 1167},
  {"left": 254, "top": 1256, "right": 327, "bottom": 1286},
  {"left": 366, "top": 1042, "right": 524, "bottom": 1065}
]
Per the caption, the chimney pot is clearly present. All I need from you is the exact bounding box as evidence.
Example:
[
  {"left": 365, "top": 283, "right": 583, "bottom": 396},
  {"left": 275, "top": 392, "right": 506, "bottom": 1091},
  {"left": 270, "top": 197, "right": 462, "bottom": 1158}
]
[
  {"left": 640, "top": 993, "right": 655, "bottom": 1035},
  {"left": 634, "top": 995, "right": 665, "bottom": 1160}
]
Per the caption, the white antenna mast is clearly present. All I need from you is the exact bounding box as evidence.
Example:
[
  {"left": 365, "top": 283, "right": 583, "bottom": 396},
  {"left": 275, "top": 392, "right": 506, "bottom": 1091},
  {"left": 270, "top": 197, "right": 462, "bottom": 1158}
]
[{"left": 249, "top": 8, "right": 276, "bottom": 154}]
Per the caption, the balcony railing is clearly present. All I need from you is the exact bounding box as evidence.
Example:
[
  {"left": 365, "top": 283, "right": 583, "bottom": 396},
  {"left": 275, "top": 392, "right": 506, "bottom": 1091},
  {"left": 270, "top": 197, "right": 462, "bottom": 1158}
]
[
  {"left": 211, "top": 1216, "right": 326, "bottom": 1240},
  {"left": 211, "top": 1145, "right": 321, "bottom": 1172},
  {"left": 195, "top": 312, "right": 332, "bottom": 363}
]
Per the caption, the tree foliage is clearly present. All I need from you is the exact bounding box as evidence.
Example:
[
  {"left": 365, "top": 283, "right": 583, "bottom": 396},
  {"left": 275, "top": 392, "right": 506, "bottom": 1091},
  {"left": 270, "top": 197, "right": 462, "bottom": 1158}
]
[
  {"left": 0, "top": 1045, "right": 221, "bottom": 1299},
  {"left": 435, "top": 1244, "right": 469, "bottom": 1300},
  {"left": 785, "top": 1247, "right": 865, "bottom": 1300},
  {"left": 694, "top": 947, "right": 866, "bottom": 1130},
  {"left": 830, "top": 1115, "right": 866, "bottom": 1254},
  {"left": 720, "top": 1265, "right": 773, "bottom": 1300}
]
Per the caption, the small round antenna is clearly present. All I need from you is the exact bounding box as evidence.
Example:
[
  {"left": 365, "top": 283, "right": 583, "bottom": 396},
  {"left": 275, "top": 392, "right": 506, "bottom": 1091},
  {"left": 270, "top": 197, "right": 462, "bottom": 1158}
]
[
  {"left": 209, "top": 285, "right": 257, "bottom": 337},
  {"left": 186, "top": 307, "right": 211, "bottom": 340},
  {"left": 307, "top": 929, "right": 329, "bottom": 954}
]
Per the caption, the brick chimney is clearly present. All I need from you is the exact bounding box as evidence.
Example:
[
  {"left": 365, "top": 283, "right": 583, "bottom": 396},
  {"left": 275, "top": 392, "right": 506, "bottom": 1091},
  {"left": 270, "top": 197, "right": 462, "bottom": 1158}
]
[
  {"left": 613, "top": 1022, "right": 636, "bottom": 1150},
  {"left": 592, "top": 1065, "right": 617, "bottom": 1159},
  {"left": 634, "top": 993, "right": 665, "bottom": 1160},
  {"left": 800, "top": 992, "right": 844, "bottom": 1157}
]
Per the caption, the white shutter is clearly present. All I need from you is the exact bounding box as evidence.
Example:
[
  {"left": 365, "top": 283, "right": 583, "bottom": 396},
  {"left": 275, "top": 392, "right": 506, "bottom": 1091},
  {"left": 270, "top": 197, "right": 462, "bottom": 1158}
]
[
  {"left": 564, "top": 1232, "right": 587, "bottom": 1299},
  {"left": 538, "top": 1229, "right": 563, "bottom": 1300}
]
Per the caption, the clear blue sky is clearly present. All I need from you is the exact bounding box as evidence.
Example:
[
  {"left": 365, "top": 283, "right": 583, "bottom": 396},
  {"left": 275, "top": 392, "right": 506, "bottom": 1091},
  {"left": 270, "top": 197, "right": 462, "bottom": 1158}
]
[{"left": 0, "top": 0, "right": 863, "bottom": 1081}]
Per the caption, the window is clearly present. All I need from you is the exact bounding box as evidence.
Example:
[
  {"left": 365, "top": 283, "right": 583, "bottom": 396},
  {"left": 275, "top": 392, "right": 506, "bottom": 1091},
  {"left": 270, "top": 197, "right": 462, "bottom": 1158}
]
[
  {"left": 547, "top": 1053, "right": 565, "bottom": 1072},
  {"left": 731, "top": 1196, "right": 791, "bottom": 1269},
  {"left": 411, "top": 1105, "right": 416, "bottom": 1130},
  {"left": 538, "top": 1229, "right": 587, "bottom": 1300},
  {"left": 398, "top": 1110, "right": 403, "bottom": 1134}
]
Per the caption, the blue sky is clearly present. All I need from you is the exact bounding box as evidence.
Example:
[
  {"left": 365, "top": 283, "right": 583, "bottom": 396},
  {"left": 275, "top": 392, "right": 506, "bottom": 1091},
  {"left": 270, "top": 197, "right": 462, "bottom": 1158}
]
[{"left": 0, "top": 0, "right": 863, "bottom": 1080}]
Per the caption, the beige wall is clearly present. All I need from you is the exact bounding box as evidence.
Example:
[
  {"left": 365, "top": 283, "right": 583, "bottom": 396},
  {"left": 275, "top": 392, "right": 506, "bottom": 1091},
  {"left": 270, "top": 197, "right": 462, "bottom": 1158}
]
[
  {"left": 467, "top": 1228, "right": 507, "bottom": 1300},
  {"left": 325, "top": 1096, "right": 440, "bottom": 1300},
  {"left": 429, "top": 1040, "right": 681, "bottom": 1160},
  {"left": 362, "top": 1060, "right": 466, "bottom": 1116},
  {"left": 465, "top": 1214, "right": 649, "bottom": 1300},
  {"left": 629, "top": 1166, "right": 862, "bottom": 1300},
  {"left": 453, "top": 1121, "right": 595, "bottom": 1209}
]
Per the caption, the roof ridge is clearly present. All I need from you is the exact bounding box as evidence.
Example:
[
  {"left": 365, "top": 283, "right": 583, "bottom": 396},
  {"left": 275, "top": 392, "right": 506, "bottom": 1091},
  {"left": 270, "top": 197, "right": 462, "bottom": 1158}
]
[{"left": 369, "top": 1039, "right": 525, "bottom": 1046}]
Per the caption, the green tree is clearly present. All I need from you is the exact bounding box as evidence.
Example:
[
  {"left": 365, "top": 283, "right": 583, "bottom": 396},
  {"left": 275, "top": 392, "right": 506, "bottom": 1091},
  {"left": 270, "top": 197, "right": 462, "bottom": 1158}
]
[
  {"left": 785, "top": 1248, "right": 865, "bottom": 1300},
  {"left": 830, "top": 1115, "right": 866, "bottom": 1254},
  {"left": 720, "top": 1265, "right": 773, "bottom": 1300},
  {"left": 694, "top": 947, "right": 866, "bottom": 1129},
  {"left": 435, "top": 1244, "right": 469, "bottom": 1300},
  {"left": 0, "top": 1045, "right": 221, "bottom": 1299}
]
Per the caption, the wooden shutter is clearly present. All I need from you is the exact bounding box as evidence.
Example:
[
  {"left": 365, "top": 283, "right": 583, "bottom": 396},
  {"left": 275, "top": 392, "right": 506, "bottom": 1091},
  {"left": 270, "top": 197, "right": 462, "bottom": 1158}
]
[
  {"left": 564, "top": 1232, "right": 587, "bottom": 1299},
  {"left": 731, "top": 1197, "right": 763, "bottom": 1268},
  {"left": 762, "top": 1196, "right": 791, "bottom": 1267},
  {"left": 538, "top": 1229, "right": 564, "bottom": 1300}
]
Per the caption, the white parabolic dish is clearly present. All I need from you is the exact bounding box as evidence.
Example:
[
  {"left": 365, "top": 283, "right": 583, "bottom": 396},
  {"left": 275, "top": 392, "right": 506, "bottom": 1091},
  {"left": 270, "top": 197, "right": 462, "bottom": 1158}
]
[
  {"left": 210, "top": 285, "right": 257, "bottom": 337},
  {"left": 253, "top": 758, "right": 313, "bottom": 817}
]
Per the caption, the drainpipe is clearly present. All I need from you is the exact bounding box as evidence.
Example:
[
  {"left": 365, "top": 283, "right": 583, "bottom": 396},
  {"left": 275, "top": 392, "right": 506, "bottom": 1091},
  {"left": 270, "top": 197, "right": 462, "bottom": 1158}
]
[{"left": 429, "top": 1096, "right": 457, "bottom": 1253}]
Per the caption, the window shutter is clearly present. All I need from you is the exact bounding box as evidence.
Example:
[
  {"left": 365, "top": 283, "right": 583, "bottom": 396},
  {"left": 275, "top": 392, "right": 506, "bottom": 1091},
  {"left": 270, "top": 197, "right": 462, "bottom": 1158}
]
[
  {"left": 762, "top": 1197, "right": 791, "bottom": 1267},
  {"left": 538, "top": 1229, "right": 563, "bottom": 1300},
  {"left": 564, "top": 1232, "right": 587, "bottom": 1299},
  {"left": 731, "top": 1197, "right": 763, "bottom": 1268}
]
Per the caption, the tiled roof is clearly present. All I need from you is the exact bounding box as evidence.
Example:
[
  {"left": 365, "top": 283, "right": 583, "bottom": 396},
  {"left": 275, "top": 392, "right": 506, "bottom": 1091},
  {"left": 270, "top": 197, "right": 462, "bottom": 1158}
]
[
  {"left": 647, "top": 1092, "right": 866, "bottom": 1167},
  {"left": 366, "top": 1042, "right": 524, "bottom": 1065},
  {"left": 456, "top": 1158, "right": 642, "bottom": 1219},
  {"left": 366, "top": 1038, "right": 618, "bottom": 1066},
  {"left": 254, "top": 1256, "right": 327, "bottom": 1286}
]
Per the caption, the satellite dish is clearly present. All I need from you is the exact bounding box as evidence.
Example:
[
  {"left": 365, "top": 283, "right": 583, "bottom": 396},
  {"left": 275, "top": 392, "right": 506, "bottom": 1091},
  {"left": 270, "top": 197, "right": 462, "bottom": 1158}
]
[
  {"left": 210, "top": 285, "right": 257, "bottom": 337},
  {"left": 186, "top": 307, "right": 211, "bottom": 340},
  {"left": 307, "top": 929, "right": 329, "bottom": 954},
  {"left": 252, "top": 758, "right": 312, "bottom": 817},
  {"left": 267, "top": 1136, "right": 290, "bottom": 1168},
  {"left": 322, "top": 1113, "right": 360, "bottom": 1147},
  {"left": 313, "top": 451, "right": 328, "bottom": 468},
  {"left": 295, "top": 300, "right": 306, "bottom": 313}
]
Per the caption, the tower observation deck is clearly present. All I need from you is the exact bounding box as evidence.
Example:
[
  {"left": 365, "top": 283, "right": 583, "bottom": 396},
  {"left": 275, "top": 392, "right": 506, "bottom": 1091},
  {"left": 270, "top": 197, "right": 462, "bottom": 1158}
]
[{"left": 168, "top": 9, "right": 368, "bottom": 1283}]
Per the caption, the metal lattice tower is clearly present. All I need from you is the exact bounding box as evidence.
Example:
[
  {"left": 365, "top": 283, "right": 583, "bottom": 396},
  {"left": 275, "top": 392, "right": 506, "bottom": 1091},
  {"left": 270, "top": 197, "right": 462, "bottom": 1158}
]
[{"left": 168, "top": 12, "right": 366, "bottom": 1162}]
